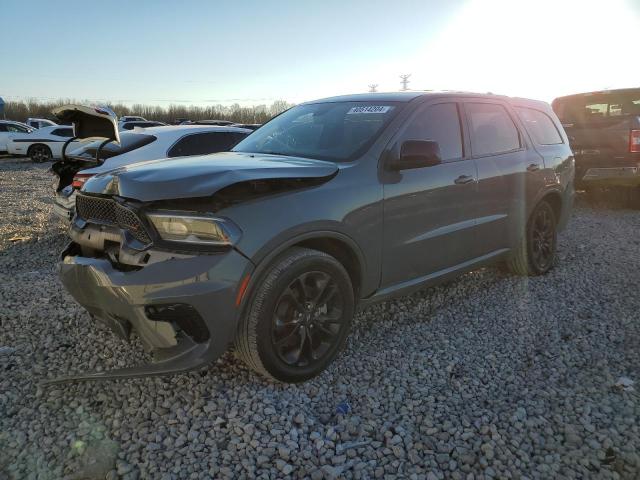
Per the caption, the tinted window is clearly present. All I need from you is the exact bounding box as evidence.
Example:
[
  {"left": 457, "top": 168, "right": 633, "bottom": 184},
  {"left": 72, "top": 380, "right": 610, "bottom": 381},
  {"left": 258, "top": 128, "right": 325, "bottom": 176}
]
[
  {"left": 467, "top": 103, "right": 520, "bottom": 156},
  {"left": 0, "top": 125, "right": 7, "bottom": 132},
  {"left": 233, "top": 101, "right": 402, "bottom": 162},
  {"left": 51, "top": 128, "right": 73, "bottom": 137},
  {"left": 168, "top": 132, "right": 248, "bottom": 157},
  {"left": 554, "top": 92, "right": 640, "bottom": 124},
  {"left": 400, "top": 103, "right": 463, "bottom": 161},
  {"left": 516, "top": 107, "right": 563, "bottom": 145},
  {"left": 67, "top": 133, "right": 157, "bottom": 160},
  {"left": 6, "top": 124, "right": 28, "bottom": 133}
]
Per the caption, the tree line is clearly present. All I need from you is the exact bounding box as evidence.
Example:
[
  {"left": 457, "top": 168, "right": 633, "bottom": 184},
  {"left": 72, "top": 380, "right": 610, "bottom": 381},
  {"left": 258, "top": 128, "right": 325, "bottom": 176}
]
[{"left": 3, "top": 99, "right": 295, "bottom": 124}]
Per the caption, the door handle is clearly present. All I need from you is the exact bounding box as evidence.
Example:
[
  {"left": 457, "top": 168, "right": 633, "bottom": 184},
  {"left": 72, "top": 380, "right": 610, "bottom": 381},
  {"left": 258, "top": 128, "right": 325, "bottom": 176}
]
[
  {"left": 527, "top": 163, "right": 540, "bottom": 172},
  {"left": 454, "top": 174, "right": 474, "bottom": 185}
]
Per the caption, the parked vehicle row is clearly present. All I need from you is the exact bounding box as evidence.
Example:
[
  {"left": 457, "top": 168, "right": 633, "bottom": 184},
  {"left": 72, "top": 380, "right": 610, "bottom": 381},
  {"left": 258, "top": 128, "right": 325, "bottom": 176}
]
[
  {"left": 9, "top": 88, "right": 636, "bottom": 384},
  {"left": 49, "top": 91, "right": 575, "bottom": 384},
  {"left": 51, "top": 107, "right": 251, "bottom": 220}
]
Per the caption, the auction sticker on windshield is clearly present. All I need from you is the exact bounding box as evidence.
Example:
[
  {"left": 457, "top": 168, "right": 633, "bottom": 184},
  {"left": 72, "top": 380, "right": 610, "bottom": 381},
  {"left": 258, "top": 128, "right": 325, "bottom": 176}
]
[{"left": 347, "top": 106, "right": 393, "bottom": 114}]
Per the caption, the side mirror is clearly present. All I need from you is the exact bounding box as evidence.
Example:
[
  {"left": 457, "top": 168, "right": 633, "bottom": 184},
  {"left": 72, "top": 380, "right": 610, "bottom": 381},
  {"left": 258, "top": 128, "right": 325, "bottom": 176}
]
[{"left": 390, "top": 140, "right": 442, "bottom": 170}]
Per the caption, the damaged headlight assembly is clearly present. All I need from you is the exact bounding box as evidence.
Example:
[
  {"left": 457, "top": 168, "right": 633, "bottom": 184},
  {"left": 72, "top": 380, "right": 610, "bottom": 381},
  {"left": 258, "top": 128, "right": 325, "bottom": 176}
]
[{"left": 147, "top": 212, "right": 241, "bottom": 246}]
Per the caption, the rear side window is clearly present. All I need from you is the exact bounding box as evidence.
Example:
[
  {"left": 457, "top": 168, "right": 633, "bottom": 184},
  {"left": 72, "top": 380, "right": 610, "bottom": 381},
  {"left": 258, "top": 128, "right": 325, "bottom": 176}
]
[
  {"left": 168, "top": 132, "right": 248, "bottom": 157},
  {"left": 400, "top": 103, "right": 463, "bottom": 161},
  {"left": 466, "top": 103, "right": 520, "bottom": 156},
  {"left": 554, "top": 92, "right": 640, "bottom": 124},
  {"left": 0, "top": 125, "right": 7, "bottom": 132},
  {"left": 51, "top": 128, "right": 73, "bottom": 137},
  {"left": 516, "top": 107, "right": 563, "bottom": 145},
  {"left": 68, "top": 133, "right": 157, "bottom": 160}
]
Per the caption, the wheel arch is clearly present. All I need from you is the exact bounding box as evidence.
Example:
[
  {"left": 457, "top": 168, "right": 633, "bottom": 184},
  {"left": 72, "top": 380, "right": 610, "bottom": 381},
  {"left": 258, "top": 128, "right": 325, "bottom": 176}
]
[
  {"left": 538, "top": 190, "right": 563, "bottom": 225},
  {"left": 237, "top": 230, "right": 366, "bottom": 314},
  {"left": 27, "top": 142, "right": 52, "bottom": 156}
]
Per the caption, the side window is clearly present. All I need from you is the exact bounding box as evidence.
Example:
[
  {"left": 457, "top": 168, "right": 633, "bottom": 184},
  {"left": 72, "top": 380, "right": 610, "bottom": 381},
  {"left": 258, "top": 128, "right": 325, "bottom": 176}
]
[
  {"left": 6, "top": 124, "right": 27, "bottom": 133},
  {"left": 466, "top": 103, "right": 521, "bottom": 156},
  {"left": 0, "top": 125, "right": 7, "bottom": 132},
  {"left": 516, "top": 107, "right": 563, "bottom": 145},
  {"left": 168, "top": 132, "right": 245, "bottom": 157},
  {"left": 400, "top": 103, "right": 463, "bottom": 161},
  {"left": 51, "top": 128, "right": 73, "bottom": 137}
]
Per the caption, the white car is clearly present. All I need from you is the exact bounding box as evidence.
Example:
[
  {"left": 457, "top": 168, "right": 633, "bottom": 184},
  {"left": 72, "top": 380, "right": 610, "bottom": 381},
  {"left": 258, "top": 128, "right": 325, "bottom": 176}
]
[
  {"left": 0, "top": 120, "right": 34, "bottom": 153},
  {"left": 6, "top": 125, "right": 79, "bottom": 162},
  {"left": 26, "top": 118, "right": 57, "bottom": 129},
  {"left": 51, "top": 105, "right": 252, "bottom": 221}
]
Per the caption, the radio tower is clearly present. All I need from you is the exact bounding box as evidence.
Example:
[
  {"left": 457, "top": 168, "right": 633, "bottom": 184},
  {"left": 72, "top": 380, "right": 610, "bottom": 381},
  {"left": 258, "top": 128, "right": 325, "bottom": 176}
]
[
  {"left": 368, "top": 84, "right": 378, "bottom": 93},
  {"left": 399, "top": 74, "right": 411, "bottom": 91}
]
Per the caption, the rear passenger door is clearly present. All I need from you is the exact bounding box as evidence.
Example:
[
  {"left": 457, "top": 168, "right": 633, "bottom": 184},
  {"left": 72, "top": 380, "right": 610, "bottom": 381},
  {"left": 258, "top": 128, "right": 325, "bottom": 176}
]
[
  {"left": 463, "top": 101, "right": 532, "bottom": 255},
  {"left": 381, "top": 102, "right": 479, "bottom": 288}
]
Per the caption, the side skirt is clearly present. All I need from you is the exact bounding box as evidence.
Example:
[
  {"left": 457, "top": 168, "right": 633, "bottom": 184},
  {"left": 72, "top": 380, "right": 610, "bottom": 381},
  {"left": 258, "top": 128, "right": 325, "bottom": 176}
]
[{"left": 358, "top": 248, "right": 510, "bottom": 309}]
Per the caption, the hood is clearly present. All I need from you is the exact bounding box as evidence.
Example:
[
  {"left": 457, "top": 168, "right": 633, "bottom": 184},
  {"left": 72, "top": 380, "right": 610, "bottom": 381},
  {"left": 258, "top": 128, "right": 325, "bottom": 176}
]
[
  {"left": 52, "top": 104, "right": 120, "bottom": 143},
  {"left": 82, "top": 151, "right": 339, "bottom": 201}
]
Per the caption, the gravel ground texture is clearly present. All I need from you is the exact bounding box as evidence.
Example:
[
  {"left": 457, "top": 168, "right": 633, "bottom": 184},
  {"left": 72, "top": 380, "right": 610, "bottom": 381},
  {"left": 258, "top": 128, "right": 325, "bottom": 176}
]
[{"left": 1, "top": 156, "right": 639, "bottom": 480}]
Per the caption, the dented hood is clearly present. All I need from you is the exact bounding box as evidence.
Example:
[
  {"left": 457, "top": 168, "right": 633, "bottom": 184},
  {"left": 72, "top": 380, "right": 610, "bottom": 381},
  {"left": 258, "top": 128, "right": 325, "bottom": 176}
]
[
  {"left": 82, "top": 151, "right": 339, "bottom": 201},
  {"left": 52, "top": 104, "right": 120, "bottom": 143}
]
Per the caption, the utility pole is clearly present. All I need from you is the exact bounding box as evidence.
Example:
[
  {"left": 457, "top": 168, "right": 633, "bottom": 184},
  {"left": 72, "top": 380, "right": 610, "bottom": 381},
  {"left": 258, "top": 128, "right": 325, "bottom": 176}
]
[
  {"left": 399, "top": 74, "right": 411, "bottom": 91},
  {"left": 368, "top": 84, "right": 378, "bottom": 93}
]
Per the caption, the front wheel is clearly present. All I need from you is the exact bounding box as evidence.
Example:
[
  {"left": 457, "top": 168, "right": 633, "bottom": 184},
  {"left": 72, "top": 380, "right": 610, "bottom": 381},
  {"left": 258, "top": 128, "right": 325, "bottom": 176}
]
[
  {"left": 235, "top": 247, "right": 354, "bottom": 383},
  {"left": 28, "top": 144, "right": 52, "bottom": 163},
  {"left": 507, "top": 200, "right": 557, "bottom": 276}
]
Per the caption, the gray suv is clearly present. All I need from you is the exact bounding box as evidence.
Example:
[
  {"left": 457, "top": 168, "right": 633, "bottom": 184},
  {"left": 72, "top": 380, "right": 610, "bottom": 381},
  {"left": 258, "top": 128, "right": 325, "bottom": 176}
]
[{"left": 55, "top": 92, "right": 574, "bottom": 384}]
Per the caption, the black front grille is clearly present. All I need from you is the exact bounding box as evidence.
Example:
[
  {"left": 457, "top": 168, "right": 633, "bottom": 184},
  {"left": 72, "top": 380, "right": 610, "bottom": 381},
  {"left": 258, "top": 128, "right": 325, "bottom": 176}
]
[{"left": 76, "top": 195, "right": 151, "bottom": 244}]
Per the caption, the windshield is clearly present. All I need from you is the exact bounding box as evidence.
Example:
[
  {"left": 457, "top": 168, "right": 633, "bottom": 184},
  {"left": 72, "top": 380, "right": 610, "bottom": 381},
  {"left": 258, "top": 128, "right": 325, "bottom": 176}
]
[
  {"left": 67, "top": 133, "right": 156, "bottom": 161},
  {"left": 232, "top": 101, "right": 401, "bottom": 161}
]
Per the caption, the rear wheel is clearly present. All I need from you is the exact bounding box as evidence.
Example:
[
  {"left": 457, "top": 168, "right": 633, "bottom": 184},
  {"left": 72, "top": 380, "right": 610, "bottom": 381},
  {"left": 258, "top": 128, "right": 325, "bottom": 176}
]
[
  {"left": 507, "top": 200, "right": 557, "bottom": 276},
  {"left": 235, "top": 247, "right": 354, "bottom": 383},
  {"left": 28, "top": 144, "right": 52, "bottom": 163}
]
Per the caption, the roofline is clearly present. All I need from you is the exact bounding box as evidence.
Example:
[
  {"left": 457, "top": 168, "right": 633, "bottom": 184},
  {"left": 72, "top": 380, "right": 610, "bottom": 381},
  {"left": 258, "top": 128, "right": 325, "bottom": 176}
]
[{"left": 553, "top": 87, "right": 640, "bottom": 101}]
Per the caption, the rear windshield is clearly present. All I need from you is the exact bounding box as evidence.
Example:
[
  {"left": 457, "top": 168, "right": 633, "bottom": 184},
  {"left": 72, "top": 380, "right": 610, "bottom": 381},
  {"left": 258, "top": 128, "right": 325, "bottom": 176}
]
[
  {"left": 233, "top": 101, "right": 402, "bottom": 161},
  {"left": 554, "top": 92, "right": 640, "bottom": 124},
  {"left": 68, "top": 133, "right": 156, "bottom": 161}
]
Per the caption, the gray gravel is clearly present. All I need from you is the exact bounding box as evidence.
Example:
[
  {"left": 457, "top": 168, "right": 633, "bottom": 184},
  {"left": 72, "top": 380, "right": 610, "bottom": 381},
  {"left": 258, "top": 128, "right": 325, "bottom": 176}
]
[{"left": 1, "top": 156, "right": 639, "bottom": 479}]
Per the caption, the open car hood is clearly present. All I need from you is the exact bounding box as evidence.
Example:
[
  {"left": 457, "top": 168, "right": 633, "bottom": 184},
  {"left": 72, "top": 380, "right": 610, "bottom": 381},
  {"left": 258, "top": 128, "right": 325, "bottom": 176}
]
[
  {"left": 82, "top": 152, "right": 339, "bottom": 201},
  {"left": 52, "top": 104, "right": 120, "bottom": 143}
]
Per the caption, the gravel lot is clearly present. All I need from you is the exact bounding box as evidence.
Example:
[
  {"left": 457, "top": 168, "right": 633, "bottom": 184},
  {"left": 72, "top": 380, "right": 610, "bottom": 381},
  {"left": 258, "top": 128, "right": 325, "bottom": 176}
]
[{"left": 1, "top": 156, "right": 639, "bottom": 480}]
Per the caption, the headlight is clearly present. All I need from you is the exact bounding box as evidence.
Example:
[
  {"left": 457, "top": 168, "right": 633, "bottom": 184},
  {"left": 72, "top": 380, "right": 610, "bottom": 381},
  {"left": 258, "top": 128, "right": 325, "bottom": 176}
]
[{"left": 147, "top": 212, "right": 241, "bottom": 246}]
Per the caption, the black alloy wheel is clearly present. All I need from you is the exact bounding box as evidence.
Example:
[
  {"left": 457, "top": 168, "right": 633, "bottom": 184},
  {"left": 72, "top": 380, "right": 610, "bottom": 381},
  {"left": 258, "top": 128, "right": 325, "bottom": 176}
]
[
  {"left": 271, "top": 270, "right": 344, "bottom": 368},
  {"left": 29, "top": 144, "right": 52, "bottom": 163},
  {"left": 235, "top": 247, "right": 354, "bottom": 383}
]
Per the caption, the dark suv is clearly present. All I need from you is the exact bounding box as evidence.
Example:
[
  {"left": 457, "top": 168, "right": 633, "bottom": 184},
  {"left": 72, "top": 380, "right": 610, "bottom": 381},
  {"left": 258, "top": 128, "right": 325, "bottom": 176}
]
[
  {"left": 552, "top": 88, "right": 640, "bottom": 194},
  {"left": 55, "top": 92, "right": 574, "bottom": 384}
]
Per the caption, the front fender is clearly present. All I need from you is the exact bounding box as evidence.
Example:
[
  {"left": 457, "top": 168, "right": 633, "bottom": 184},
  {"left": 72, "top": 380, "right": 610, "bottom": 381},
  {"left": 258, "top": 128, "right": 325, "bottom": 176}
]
[{"left": 236, "top": 226, "right": 369, "bottom": 312}]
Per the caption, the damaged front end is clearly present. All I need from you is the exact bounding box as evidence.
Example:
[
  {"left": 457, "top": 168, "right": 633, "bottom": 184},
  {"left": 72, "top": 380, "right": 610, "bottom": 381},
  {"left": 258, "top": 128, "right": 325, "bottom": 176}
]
[
  {"left": 49, "top": 194, "right": 254, "bottom": 384},
  {"left": 50, "top": 153, "right": 339, "bottom": 384}
]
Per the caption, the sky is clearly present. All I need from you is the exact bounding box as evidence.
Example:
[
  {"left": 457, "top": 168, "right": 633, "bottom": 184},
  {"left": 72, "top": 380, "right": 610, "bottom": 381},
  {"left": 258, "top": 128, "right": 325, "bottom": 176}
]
[{"left": 1, "top": 0, "right": 639, "bottom": 107}]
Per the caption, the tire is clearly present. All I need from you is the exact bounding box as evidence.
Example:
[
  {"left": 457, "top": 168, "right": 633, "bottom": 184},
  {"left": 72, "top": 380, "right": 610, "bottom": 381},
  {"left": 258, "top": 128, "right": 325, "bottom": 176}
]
[
  {"left": 235, "top": 247, "right": 354, "bottom": 383},
  {"left": 28, "top": 144, "right": 52, "bottom": 163},
  {"left": 507, "top": 200, "right": 557, "bottom": 276}
]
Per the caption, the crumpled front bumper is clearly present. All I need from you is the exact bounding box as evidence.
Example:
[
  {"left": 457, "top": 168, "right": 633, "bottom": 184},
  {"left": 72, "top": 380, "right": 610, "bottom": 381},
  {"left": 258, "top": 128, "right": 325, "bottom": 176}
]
[{"left": 51, "top": 244, "right": 253, "bottom": 383}]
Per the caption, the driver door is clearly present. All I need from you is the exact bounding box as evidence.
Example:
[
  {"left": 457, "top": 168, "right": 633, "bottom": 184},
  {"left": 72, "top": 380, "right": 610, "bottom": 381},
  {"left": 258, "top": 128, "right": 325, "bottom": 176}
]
[{"left": 380, "top": 102, "right": 479, "bottom": 288}]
